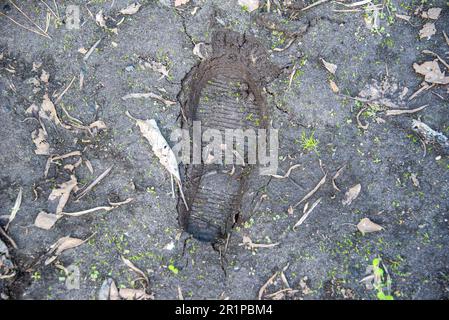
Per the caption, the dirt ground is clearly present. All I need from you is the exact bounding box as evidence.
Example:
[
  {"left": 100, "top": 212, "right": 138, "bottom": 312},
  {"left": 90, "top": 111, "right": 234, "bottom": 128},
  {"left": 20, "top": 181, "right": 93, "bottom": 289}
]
[{"left": 0, "top": 0, "right": 448, "bottom": 300}]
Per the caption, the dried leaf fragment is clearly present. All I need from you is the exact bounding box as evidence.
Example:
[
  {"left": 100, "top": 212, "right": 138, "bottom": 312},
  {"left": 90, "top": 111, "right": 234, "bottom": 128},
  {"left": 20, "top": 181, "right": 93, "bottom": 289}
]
[
  {"left": 32, "top": 128, "right": 50, "bottom": 155},
  {"left": 421, "top": 8, "right": 441, "bottom": 20},
  {"left": 119, "top": 3, "right": 141, "bottom": 15},
  {"left": 329, "top": 79, "right": 339, "bottom": 93},
  {"left": 45, "top": 236, "right": 90, "bottom": 265},
  {"left": 48, "top": 175, "right": 78, "bottom": 214},
  {"left": 342, "top": 183, "right": 361, "bottom": 206},
  {"left": 419, "top": 23, "right": 436, "bottom": 39},
  {"left": 5, "top": 187, "right": 22, "bottom": 231},
  {"left": 175, "top": 0, "right": 190, "bottom": 7},
  {"left": 321, "top": 58, "right": 337, "bottom": 74},
  {"left": 238, "top": 0, "right": 259, "bottom": 11},
  {"left": 357, "top": 218, "right": 383, "bottom": 234},
  {"left": 34, "top": 211, "right": 61, "bottom": 230},
  {"left": 413, "top": 60, "right": 449, "bottom": 85}
]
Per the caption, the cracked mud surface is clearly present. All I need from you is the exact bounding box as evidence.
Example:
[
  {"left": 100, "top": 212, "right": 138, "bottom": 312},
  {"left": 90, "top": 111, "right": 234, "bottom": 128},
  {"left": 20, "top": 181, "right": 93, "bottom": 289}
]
[{"left": 0, "top": 0, "right": 448, "bottom": 299}]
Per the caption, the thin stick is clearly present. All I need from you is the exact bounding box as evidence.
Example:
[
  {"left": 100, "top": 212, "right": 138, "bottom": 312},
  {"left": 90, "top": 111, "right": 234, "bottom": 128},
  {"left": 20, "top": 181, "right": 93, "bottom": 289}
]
[
  {"left": 9, "top": 0, "right": 49, "bottom": 36},
  {"left": 54, "top": 75, "right": 76, "bottom": 104},
  {"left": 293, "top": 169, "right": 327, "bottom": 208},
  {"left": 75, "top": 165, "right": 113, "bottom": 200},
  {"left": 53, "top": 0, "right": 60, "bottom": 19},
  {"left": 39, "top": 0, "right": 58, "bottom": 19},
  {"left": 176, "top": 179, "right": 189, "bottom": 210},
  {"left": 0, "top": 226, "right": 18, "bottom": 249},
  {"left": 0, "top": 12, "right": 50, "bottom": 39},
  {"left": 83, "top": 39, "right": 102, "bottom": 61},
  {"left": 301, "top": 0, "right": 328, "bottom": 11}
]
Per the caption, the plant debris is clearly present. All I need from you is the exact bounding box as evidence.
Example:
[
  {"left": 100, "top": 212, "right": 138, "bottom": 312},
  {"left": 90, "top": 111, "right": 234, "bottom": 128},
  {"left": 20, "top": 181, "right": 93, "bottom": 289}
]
[
  {"left": 419, "top": 23, "right": 436, "bottom": 40},
  {"left": 413, "top": 60, "right": 449, "bottom": 85},
  {"left": 239, "top": 235, "right": 280, "bottom": 249},
  {"left": 48, "top": 175, "right": 78, "bottom": 214},
  {"left": 238, "top": 0, "right": 259, "bottom": 12},
  {"left": 321, "top": 58, "right": 337, "bottom": 74},
  {"left": 293, "top": 197, "right": 322, "bottom": 231},
  {"left": 5, "top": 187, "right": 22, "bottom": 231},
  {"left": 122, "top": 92, "right": 176, "bottom": 107},
  {"left": 119, "top": 3, "right": 142, "bottom": 15},
  {"left": 126, "top": 111, "right": 188, "bottom": 208},
  {"left": 421, "top": 8, "right": 441, "bottom": 20},
  {"left": 293, "top": 161, "right": 327, "bottom": 208},
  {"left": 357, "top": 218, "right": 383, "bottom": 235},
  {"left": 342, "top": 184, "right": 361, "bottom": 206},
  {"left": 45, "top": 235, "right": 91, "bottom": 265}
]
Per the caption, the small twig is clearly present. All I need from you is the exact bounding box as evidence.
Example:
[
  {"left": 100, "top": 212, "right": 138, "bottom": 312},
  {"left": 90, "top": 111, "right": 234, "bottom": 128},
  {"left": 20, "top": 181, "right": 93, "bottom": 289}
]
[
  {"left": 356, "top": 106, "right": 369, "bottom": 130},
  {"left": 39, "top": 0, "right": 58, "bottom": 19},
  {"left": 293, "top": 162, "right": 327, "bottom": 208},
  {"left": 54, "top": 75, "right": 76, "bottom": 105},
  {"left": 293, "top": 197, "right": 321, "bottom": 230},
  {"left": 0, "top": 12, "right": 51, "bottom": 39},
  {"left": 384, "top": 104, "right": 428, "bottom": 116},
  {"left": 75, "top": 166, "right": 113, "bottom": 200},
  {"left": 9, "top": 0, "right": 50, "bottom": 37},
  {"left": 83, "top": 39, "right": 102, "bottom": 61},
  {"left": 0, "top": 226, "right": 18, "bottom": 250},
  {"left": 300, "top": 0, "right": 329, "bottom": 11}
]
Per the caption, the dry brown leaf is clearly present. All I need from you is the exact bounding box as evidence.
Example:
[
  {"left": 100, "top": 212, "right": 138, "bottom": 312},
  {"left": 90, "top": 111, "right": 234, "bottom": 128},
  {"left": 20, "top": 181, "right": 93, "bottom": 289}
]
[
  {"left": 41, "top": 94, "right": 66, "bottom": 127},
  {"left": 144, "top": 61, "right": 169, "bottom": 79},
  {"left": 342, "top": 183, "right": 361, "bottom": 206},
  {"left": 45, "top": 236, "right": 89, "bottom": 265},
  {"left": 48, "top": 175, "right": 78, "bottom": 214},
  {"left": 121, "top": 255, "right": 150, "bottom": 288},
  {"left": 99, "top": 278, "right": 121, "bottom": 300},
  {"left": 119, "top": 3, "right": 141, "bottom": 15},
  {"left": 95, "top": 10, "right": 107, "bottom": 27},
  {"left": 175, "top": 0, "right": 190, "bottom": 7},
  {"left": 238, "top": 0, "right": 259, "bottom": 12},
  {"left": 421, "top": 8, "right": 441, "bottom": 20},
  {"left": 419, "top": 22, "right": 436, "bottom": 39},
  {"left": 89, "top": 120, "right": 107, "bottom": 131},
  {"left": 126, "top": 112, "right": 180, "bottom": 181},
  {"left": 321, "top": 58, "right": 337, "bottom": 74},
  {"left": 34, "top": 211, "right": 61, "bottom": 230},
  {"left": 5, "top": 187, "right": 22, "bottom": 231},
  {"left": 32, "top": 128, "right": 50, "bottom": 155},
  {"left": 193, "top": 42, "right": 207, "bottom": 60},
  {"left": 119, "top": 288, "right": 153, "bottom": 300},
  {"left": 329, "top": 79, "right": 339, "bottom": 93},
  {"left": 413, "top": 60, "right": 449, "bottom": 85},
  {"left": 357, "top": 218, "right": 383, "bottom": 234}
]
